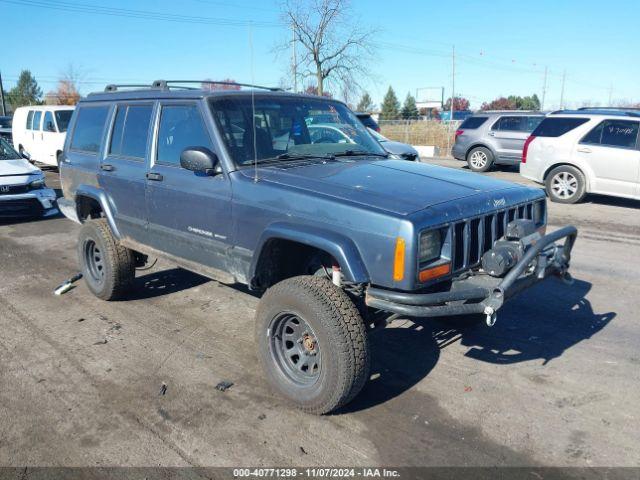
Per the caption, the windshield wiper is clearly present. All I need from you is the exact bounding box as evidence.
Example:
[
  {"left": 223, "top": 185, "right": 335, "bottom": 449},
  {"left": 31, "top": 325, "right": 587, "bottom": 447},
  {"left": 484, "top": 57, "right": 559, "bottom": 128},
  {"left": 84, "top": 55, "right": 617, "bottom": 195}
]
[{"left": 333, "top": 150, "right": 388, "bottom": 158}]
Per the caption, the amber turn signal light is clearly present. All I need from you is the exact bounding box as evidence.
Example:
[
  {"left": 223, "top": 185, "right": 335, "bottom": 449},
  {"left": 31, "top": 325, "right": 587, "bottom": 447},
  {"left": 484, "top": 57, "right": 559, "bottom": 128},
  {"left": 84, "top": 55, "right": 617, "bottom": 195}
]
[
  {"left": 419, "top": 263, "right": 451, "bottom": 283},
  {"left": 393, "top": 237, "right": 406, "bottom": 281}
]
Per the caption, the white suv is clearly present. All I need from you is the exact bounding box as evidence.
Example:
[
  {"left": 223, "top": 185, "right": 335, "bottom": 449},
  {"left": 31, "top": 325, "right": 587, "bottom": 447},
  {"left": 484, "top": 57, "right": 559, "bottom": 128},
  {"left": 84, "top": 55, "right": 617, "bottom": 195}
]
[{"left": 520, "top": 109, "right": 640, "bottom": 203}]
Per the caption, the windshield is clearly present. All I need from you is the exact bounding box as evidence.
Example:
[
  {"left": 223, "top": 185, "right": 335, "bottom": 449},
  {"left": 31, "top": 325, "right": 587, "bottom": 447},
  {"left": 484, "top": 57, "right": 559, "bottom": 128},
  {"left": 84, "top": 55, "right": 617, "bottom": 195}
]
[
  {"left": 209, "top": 96, "right": 386, "bottom": 166},
  {"left": 0, "top": 137, "right": 20, "bottom": 160},
  {"left": 55, "top": 110, "right": 73, "bottom": 132},
  {"left": 0, "top": 116, "right": 12, "bottom": 128}
]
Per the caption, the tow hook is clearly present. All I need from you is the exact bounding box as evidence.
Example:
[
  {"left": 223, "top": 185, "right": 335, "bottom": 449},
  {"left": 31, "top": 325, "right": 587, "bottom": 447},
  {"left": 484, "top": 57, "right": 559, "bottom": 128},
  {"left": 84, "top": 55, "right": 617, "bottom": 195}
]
[{"left": 484, "top": 306, "right": 497, "bottom": 327}]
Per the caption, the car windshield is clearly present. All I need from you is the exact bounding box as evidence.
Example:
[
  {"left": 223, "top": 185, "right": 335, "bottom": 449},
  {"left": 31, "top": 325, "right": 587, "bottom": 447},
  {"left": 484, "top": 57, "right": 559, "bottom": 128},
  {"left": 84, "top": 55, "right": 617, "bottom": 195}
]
[
  {"left": 0, "top": 137, "right": 20, "bottom": 160},
  {"left": 209, "top": 96, "right": 386, "bottom": 166},
  {"left": 55, "top": 110, "right": 73, "bottom": 132},
  {"left": 0, "top": 117, "right": 12, "bottom": 128}
]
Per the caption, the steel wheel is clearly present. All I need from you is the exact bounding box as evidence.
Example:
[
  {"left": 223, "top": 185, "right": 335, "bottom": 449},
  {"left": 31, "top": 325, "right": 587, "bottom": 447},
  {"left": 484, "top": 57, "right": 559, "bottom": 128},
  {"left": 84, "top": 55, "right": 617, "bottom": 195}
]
[
  {"left": 269, "top": 312, "right": 321, "bottom": 385},
  {"left": 551, "top": 171, "right": 578, "bottom": 200},
  {"left": 83, "top": 239, "right": 105, "bottom": 286},
  {"left": 469, "top": 150, "right": 488, "bottom": 169}
]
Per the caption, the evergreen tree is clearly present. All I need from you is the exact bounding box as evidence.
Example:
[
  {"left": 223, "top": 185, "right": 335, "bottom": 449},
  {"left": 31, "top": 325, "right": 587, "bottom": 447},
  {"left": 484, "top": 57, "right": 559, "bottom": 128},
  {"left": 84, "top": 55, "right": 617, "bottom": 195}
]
[
  {"left": 7, "top": 70, "right": 42, "bottom": 108},
  {"left": 356, "top": 92, "right": 374, "bottom": 112},
  {"left": 401, "top": 92, "right": 419, "bottom": 119},
  {"left": 380, "top": 86, "right": 400, "bottom": 120}
]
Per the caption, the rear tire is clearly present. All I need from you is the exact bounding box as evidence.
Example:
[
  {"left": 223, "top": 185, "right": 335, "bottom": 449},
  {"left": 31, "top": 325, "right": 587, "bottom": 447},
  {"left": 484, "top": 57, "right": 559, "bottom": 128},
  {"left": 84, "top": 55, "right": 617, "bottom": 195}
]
[
  {"left": 467, "top": 147, "right": 494, "bottom": 172},
  {"left": 77, "top": 219, "right": 135, "bottom": 300},
  {"left": 545, "top": 165, "right": 586, "bottom": 204},
  {"left": 255, "top": 275, "right": 370, "bottom": 414}
]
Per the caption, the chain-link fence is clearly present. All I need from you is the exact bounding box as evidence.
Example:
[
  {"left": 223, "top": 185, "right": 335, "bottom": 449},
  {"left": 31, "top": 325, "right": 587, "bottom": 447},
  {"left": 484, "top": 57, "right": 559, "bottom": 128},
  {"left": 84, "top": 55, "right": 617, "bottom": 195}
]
[{"left": 378, "top": 120, "right": 462, "bottom": 156}]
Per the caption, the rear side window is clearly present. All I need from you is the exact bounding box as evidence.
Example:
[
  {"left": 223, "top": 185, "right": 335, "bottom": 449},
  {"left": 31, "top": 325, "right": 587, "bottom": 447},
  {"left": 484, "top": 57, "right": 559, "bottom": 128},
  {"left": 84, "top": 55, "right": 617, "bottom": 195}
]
[
  {"left": 156, "top": 104, "right": 212, "bottom": 167},
  {"left": 358, "top": 115, "right": 380, "bottom": 131},
  {"left": 459, "top": 116, "right": 488, "bottom": 129},
  {"left": 525, "top": 116, "right": 544, "bottom": 132},
  {"left": 109, "top": 104, "right": 153, "bottom": 159},
  {"left": 581, "top": 119, "right": 639, "bottom": 149},
  {"left": 26, "top": 111, "right": 34, "bottom": 130},
  {"left": 531, "top": 117, "right": 589, "bottom": 137},
  {"left": 492, "top": 116, "right": 524, "bottom": 132},
  {"left": 32, "top": 111, "right": 42, "bottom": 131},
  {"left": 70, "top": 106, "right": 109, "bottom": 154}
]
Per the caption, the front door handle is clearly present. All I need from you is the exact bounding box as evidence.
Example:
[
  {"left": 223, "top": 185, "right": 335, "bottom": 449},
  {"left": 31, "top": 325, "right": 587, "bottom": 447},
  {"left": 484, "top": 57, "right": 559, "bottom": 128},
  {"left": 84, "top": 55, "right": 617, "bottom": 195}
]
[
  {"left": 146, "top": 172, "right": 164, "bottom": 181},
  {"left": 488, "top": 132, "right": 496, "bottom": 137},
  {"left": 577, "top": 147, "right": 592, "bottom": 153},
  {"left": 100, "top": 164, "right": 115, "bottom": 171}
]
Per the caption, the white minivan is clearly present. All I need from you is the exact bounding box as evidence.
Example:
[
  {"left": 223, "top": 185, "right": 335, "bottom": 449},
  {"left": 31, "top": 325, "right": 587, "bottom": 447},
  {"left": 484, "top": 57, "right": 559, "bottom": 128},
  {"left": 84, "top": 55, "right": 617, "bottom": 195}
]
[{"left": 12, "top": 105, "right": 75, "bottom": 167}]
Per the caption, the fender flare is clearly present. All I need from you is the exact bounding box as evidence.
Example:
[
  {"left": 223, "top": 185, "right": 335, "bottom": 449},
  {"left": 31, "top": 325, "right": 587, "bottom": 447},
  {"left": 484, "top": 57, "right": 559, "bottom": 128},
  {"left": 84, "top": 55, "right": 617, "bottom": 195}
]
[
  {"left": 74, "top": 185, "right": 122, "bottom": 239},
  {"left": 249, "top": 222, "right": 370, "bottom": 284}
]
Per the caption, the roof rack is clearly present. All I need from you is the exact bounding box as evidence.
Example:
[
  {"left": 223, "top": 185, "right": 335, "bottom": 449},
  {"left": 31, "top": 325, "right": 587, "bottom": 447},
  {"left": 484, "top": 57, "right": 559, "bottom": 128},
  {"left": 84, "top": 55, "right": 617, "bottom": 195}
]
[
  {"left": 151, "top": 80, "right": 283, "bottom": 92},
  {"left": 103, "top": 80, "right": 283, "bottom": 93},
  {"left": 479, "top": 110, "right": 541, "bottom": 114},
  {"left": 578, "top": 106, "right": 640, "bottom": 111},
  {"left": 550, "top": 108, "right": 640, "bottom": 118}
]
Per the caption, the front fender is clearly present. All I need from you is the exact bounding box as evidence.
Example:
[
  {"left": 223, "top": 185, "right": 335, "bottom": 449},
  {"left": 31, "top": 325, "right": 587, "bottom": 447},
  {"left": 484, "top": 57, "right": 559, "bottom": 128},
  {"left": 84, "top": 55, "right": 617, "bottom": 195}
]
[
  {"left": 249, "top": 222, "right": 370, "bottom": 284},
  {"left": 74, "top": 185, "right": 122, "bottom": 239}
]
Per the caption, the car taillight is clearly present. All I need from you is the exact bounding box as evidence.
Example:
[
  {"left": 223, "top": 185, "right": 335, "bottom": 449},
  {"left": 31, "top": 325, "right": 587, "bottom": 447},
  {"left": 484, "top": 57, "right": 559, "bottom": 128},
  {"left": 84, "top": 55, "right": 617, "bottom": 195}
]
[
  {"left": 522, "top": 135, "right": 535, "bottom": 163},
  {"left": 455, "top": 129, "right": 464, "bottom": 141},
  {"left": 375, "top": 126, "right": 381, "bottom": 133}
]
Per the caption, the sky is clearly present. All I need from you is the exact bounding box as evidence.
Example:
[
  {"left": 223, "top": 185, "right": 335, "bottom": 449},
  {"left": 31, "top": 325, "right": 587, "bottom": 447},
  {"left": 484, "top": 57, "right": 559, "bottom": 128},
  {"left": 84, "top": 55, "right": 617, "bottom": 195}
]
[{"left": 2, "top": 0, "right": 639, "bottom": 110}]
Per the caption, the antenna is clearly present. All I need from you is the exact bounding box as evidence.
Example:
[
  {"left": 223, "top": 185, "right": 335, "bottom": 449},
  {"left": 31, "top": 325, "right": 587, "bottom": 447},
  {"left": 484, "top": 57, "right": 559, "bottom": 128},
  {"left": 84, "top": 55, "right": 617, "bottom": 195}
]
[{"left": 249, "top": 22, "right": 258, "bottom": 183}]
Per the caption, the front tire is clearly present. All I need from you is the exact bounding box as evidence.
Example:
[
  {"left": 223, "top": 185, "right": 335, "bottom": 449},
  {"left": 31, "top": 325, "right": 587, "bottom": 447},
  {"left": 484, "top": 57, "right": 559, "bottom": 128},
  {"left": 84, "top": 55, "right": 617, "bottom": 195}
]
[
  {"left": 545, "top": 165, "right": 586, "bottom": 204},
  {"left": 467, "top": 147, "right": 494, "bottom": 172},
  {"left": 255, "top": 276, "right": 370, "bottom": 414},
  {"left": 77, "top": 219, "right": 136, "bottom": 300}
]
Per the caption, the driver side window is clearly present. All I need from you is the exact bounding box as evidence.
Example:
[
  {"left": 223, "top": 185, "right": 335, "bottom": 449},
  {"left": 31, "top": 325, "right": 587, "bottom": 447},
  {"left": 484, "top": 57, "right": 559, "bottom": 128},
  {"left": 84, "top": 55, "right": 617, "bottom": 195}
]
[{"left": 156, "top": 104, "right": 213, "bottom": 167}]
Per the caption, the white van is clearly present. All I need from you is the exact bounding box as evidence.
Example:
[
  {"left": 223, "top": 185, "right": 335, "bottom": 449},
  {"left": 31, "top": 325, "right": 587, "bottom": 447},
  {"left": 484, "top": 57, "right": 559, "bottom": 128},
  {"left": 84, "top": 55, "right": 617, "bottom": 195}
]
[{"left": 12, "top": 106, "right": 75, "bottom": 167}]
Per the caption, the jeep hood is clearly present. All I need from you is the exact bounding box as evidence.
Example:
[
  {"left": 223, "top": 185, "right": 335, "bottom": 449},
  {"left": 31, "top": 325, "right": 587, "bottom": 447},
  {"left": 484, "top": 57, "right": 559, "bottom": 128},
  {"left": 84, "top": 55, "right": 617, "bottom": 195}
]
[{"left": 249, "top": 158, "right": 524, "bottom": 216}]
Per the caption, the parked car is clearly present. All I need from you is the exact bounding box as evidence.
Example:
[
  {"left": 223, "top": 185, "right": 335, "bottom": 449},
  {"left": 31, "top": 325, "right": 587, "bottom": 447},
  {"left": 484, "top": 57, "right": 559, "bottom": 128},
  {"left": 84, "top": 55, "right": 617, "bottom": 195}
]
[
  {"left": 520, "top": 108, "right": 640, "bottom": 203},
  {"left": 0, "top": 115, "right": 12, "bottom": 143},
  {"left": 355, "top": 112, "right": 380, "bottom": 132},
  {"left": 12, "top": 105, "right": 75, "bottom": 167},
  {"left": 452, "top": 111, "right": 545, "bottom": 172},
  {"left": 367, "top": 127, "right": 420, "bottom": 161},
  {"left": 59, "top": 81, "right": 577, "bottom": 414},
  {"left": 0, "top": 137, "right": 58, "bottom": 218}
]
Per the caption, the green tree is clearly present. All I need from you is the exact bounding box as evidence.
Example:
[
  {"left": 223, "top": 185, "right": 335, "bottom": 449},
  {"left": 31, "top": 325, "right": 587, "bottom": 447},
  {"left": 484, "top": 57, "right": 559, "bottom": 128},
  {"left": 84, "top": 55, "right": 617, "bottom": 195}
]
[
  {"left": 401, "top": 92, "right": 419, "bottom": 119},
  {"left": 356, "top": 92, "right": 374, "bottom": 112},
  {"left": 7, "top": 70, "right": 42, "bottom": 108},
  {"left": 380, "top": 86, "right": 400, "bottom": 120}
]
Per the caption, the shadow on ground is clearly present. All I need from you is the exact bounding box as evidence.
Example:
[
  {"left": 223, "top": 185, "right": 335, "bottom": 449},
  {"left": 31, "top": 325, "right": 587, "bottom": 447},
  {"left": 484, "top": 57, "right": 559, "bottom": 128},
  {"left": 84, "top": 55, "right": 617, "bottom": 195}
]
[{"left": 341, "top": 277, "right": 614, "bottom": 413}]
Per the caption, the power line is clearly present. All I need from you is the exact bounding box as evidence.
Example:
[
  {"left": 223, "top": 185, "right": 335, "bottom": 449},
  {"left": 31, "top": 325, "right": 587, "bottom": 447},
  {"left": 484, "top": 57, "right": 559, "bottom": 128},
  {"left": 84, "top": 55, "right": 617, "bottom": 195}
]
[{"left": 0, "top": 0, "right": 281, "bottom": 27}]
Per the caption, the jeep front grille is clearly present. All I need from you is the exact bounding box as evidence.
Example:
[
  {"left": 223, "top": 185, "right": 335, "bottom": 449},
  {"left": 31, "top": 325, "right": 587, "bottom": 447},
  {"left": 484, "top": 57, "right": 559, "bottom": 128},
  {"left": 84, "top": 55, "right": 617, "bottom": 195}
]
[{"left": 450, "top": 202, "right": 536, "bottom": 272}]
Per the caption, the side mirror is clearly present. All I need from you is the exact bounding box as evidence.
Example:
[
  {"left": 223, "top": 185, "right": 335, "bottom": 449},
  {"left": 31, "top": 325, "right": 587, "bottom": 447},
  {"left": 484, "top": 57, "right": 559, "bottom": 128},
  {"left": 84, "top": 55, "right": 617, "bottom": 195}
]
[{"left": 180, "top": 147, "right": 219, "bottom": 175}]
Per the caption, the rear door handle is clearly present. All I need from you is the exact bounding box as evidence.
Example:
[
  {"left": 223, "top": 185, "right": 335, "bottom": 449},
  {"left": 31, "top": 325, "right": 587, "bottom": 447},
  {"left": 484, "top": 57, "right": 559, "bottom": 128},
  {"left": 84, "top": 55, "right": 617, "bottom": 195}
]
[
  {"left": 146, "top": 172, "right": 164, "bottom": 181},
  {"left": 488, "top": 132, "right": 496, "bottom": 137},
  {"left": 100, "top": 164, "right": 115, "bottom": 171},
  {"left": 577, "top": 147, "right": 592, "bottom": 153}
]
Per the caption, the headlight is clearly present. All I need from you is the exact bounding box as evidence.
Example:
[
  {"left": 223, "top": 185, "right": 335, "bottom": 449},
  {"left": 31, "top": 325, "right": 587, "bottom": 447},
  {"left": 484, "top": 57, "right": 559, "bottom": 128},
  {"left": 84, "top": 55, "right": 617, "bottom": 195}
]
[
  {"left": 29, "top": 178, "right": 45, "bottom": 190},
  {"left": 533, "top": 200, "right": 545, "bottom": 225},
  {"left": 419, "top": 230, "right": 442, "bottom": 263}
]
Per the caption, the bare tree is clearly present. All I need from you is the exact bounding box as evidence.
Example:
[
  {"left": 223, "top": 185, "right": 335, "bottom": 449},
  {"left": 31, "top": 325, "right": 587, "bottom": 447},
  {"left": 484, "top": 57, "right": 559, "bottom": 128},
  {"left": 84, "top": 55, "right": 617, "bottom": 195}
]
[
  {"left": 282, "top": 0, "right": 375, "bottom": 96},
  {"left": 45, "top": 64, "right": 83, "bottom": 105}
]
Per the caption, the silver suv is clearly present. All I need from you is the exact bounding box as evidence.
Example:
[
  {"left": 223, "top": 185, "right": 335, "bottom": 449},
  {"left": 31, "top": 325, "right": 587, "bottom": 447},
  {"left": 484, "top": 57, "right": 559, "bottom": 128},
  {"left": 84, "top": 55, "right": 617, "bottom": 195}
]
[{"left": 452, "top": 111, "right": 545, "bottom": 172}]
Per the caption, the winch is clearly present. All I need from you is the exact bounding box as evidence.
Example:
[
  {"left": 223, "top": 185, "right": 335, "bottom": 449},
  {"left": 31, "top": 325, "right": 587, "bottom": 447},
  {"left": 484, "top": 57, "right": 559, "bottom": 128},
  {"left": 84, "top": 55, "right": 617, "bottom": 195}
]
[{"left": 482, "top": 219, "right": 541, "bottom": 278}]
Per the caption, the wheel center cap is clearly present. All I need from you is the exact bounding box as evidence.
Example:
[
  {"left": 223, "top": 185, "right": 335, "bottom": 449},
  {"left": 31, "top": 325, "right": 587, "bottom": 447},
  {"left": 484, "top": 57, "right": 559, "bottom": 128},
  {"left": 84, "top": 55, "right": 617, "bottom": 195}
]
[{"left": 302, "top": 335, "right": 316, "bottom": 352}]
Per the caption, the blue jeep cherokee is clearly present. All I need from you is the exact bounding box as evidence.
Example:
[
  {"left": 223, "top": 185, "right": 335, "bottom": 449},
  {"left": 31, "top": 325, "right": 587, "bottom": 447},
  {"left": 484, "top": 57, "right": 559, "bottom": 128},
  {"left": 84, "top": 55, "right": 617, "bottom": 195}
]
[{"left": 58, "top": 81, "right": 577, "bottom": 414}]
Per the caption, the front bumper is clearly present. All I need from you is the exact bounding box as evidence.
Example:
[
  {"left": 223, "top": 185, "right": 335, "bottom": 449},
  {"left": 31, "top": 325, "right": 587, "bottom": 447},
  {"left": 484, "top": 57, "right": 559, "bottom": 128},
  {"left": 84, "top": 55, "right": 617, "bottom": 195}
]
[
  {"left": 0, "top": 188, "right": 58, "bottom": 218},
  {"left": 365, "top": 226, "right": 577, "bottom": 323}
]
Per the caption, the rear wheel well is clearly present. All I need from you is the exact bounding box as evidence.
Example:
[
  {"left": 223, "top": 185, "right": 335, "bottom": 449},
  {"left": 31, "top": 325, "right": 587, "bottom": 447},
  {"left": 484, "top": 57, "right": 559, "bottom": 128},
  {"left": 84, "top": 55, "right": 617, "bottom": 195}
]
[
  {"left": 543, "top": 163, "right": 586, "bottom": 181},
  {"left": 252, "top": 239, "right": 335, "bottom": 290},
  {"left": 465, "top": 144, "right": 493, "bottom": 159},
  {"left": 76, "top": 195, "right": 104, "bottom": 222}
]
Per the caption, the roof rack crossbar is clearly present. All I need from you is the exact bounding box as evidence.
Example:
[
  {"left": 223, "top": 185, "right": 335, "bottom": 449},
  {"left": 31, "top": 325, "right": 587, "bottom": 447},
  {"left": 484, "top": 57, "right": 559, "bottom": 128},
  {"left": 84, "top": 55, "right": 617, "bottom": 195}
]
[{"left": 152, "top": 80, "right": 283, "bottom": 92}]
